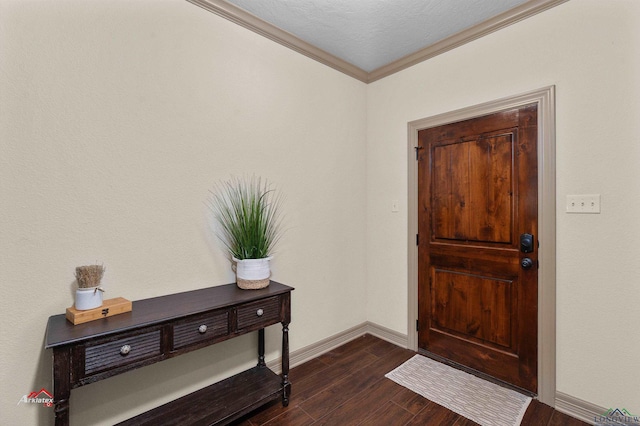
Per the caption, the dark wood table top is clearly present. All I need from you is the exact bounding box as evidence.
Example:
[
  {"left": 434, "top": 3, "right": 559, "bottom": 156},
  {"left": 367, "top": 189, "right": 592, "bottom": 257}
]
[{"left": 45, "top": 281, "right": 293, "bottom": 348}]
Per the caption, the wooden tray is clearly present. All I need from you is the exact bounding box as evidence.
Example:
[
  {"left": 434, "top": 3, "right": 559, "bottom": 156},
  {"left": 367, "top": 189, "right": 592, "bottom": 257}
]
[{"left": 66, "top": 297, "right": 132, "bottom": 325}]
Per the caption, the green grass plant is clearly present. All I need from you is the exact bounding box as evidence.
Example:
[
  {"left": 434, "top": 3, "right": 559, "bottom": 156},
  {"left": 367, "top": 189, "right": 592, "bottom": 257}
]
[{"left": 207, "top": 176, "right": 284, "bottom": 260}]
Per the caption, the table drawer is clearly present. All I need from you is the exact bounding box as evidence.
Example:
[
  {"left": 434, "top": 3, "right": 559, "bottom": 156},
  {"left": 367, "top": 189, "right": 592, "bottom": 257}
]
[
  {"left": 236, "top": 296, "right": 282, "bottom": 330},
  {"left": 173, "top": 311, "right": 229, "bottom": 350},
  {"left": 84, "top": 330, "right": 162, "bottom": 375}
]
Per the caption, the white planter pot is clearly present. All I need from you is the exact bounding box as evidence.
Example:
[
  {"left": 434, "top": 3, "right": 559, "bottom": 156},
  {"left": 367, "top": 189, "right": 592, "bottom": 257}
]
[
  {"left": 233, "top": 257, "right": 271, "bottom": 289},
  {"left": 75, "top": 287, "right": 104, "bottom": 310}
]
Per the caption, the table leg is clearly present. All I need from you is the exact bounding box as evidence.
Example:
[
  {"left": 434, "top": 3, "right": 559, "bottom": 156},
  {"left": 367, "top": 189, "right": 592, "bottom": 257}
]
[
  {"left": 281, "top": 322, "right": 290, "bottom": 407},
  {"left": 53, "top": 347, "right": 71, "bottom": 426},
  {"left": 258, "top": 328, "right": 266, "bottom": 367}
]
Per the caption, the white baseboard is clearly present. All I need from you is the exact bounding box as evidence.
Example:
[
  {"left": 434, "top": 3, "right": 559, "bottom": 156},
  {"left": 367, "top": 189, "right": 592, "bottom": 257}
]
[
  {"left": 266, "top": 321, "right": 408, "bottom": 374},
  {"left": 555, "top": 391, "right": 613, "bottom": 425},
  {"left": 364, "top": 321, "right": 409, "bottom": 348}
]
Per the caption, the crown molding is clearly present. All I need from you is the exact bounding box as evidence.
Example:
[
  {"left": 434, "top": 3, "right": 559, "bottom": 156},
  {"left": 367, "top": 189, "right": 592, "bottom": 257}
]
[
  {"left": 367, "top": 0, "right": 569, "bottom": 82},
  {"left": 187, "top": 0, "right": 568, "bottom": 84},
  {"left": 186, "top": 0, "right": 369, "bottom": 82}
]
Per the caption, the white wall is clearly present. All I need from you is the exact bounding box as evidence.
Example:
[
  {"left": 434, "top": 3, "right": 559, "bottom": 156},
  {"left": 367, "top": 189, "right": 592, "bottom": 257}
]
[
  {"left": 366, "top": 0, "right": 640, "bottom": 413},
  {"left": 0, "top": 1, "right": 367, "bottom": 424},
  {"left": 3, "top": 0, "right": 639, "bottom": 424}
]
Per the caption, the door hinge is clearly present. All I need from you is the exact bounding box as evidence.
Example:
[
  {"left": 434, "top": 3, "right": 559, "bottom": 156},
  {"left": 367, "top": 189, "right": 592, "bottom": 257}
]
[
  {"left": 415, "top": 146, "right": 423, "bottom": 160},
  {"left": 416, "top": 234, "right": 419, "bottom": 245},
  {"left": 416, "top": 319, "right": 419, "bottom": 331}
]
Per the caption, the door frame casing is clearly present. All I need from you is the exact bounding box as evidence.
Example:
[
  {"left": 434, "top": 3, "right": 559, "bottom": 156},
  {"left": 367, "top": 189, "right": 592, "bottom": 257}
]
[{"left": 407, "top": 86, "right": 556, "bottom": 405}]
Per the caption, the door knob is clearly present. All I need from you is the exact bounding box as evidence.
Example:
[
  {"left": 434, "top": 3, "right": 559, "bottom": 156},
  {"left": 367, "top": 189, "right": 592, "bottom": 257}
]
[{"left": 521, "top": 257, "right": 534, "bottom": 270}]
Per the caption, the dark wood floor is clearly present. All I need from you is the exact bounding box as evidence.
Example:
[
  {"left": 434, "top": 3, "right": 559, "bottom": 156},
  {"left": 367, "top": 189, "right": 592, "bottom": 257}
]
[{"left": 235, "top": 334, "right": 589, "bottom": 426}]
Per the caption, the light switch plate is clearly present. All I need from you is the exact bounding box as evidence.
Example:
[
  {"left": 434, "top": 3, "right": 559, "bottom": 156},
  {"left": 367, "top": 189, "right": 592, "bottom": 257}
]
[{"left": 566, "top": 194, "right": 601, "bottom": 214}]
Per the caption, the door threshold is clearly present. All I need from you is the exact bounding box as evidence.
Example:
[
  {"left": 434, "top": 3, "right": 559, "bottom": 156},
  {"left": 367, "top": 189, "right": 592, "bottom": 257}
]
[{"left": 417, "top": 348, "right": 537, "bottom": 398}]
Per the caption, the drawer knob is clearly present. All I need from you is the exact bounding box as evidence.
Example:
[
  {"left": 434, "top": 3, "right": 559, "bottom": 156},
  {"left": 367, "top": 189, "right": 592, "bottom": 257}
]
[
  {"left": 198, "top": 324, "right": 208, "bottom": 334},
  {"left": 256, "top": 309, "right": 264, "bottom": 317},
  {"left": 120, "top": 344, "right": 131, "bottom": 356}
]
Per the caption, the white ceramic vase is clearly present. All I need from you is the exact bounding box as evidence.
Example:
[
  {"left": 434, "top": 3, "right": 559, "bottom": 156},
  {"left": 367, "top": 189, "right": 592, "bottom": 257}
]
[
  {"left": 233, "top": 257, "right": 271, "bottom": 289},
  {"left": 75, "top": 287, "right": 104, "bottom": 310}
]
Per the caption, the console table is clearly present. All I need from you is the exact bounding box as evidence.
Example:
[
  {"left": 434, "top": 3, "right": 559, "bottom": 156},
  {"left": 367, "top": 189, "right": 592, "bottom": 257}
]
[{"left": 45, "top": 281, "right": 293, "bottom": 426}]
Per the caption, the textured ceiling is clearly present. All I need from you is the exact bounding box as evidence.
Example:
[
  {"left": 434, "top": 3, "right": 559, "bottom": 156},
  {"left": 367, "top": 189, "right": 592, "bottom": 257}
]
[{"left": 223, "top": 0, "right": 530, "bottom": 73}]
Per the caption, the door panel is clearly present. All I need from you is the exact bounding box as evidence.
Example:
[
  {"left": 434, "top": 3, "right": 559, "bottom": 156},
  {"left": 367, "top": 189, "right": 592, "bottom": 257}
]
[
  {"left": 418, "top": 105, "right": 538, "bottom": 393},
  {"left": 432, "top": 132, "right": 513, "bottom": 243},
  {"left": 431, "top": 269, "right": 513, "bottom": 349}
]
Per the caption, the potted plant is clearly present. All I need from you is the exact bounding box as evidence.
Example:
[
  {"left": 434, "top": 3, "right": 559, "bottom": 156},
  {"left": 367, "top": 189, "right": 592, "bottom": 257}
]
[
  {"left": 74, "top": 264, "right": 105, "bottom": 310},
  {"left": 207, "top": 176, "right": 284, "bottom": 289}
]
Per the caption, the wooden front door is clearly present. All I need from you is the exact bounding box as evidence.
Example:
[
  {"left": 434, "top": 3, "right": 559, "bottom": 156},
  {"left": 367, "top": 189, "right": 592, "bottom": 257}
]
[{"left": 417, "top": 104, "right": 538, "bottom": 393}]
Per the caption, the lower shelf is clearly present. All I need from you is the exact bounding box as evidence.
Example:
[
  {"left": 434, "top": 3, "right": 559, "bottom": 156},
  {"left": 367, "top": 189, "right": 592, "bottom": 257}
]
[{"left": 116, "top": 366, "right": 285, "bottom": 426}]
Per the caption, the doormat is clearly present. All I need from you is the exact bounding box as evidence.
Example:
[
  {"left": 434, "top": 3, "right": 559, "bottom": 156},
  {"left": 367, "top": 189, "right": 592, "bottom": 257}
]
[{"left": 385, "top": 355, "right": 531, "bottom": 426}]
